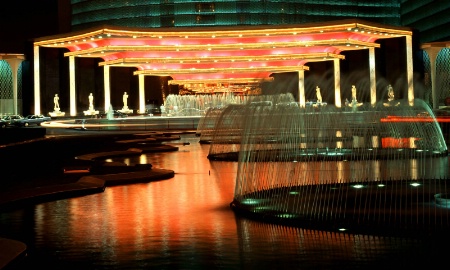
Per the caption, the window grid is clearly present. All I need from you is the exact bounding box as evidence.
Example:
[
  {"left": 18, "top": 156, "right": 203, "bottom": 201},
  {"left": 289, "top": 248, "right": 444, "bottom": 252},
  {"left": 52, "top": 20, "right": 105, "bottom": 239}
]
[{"left": 71, "top": 0, "right": 401, "bottom": 30}]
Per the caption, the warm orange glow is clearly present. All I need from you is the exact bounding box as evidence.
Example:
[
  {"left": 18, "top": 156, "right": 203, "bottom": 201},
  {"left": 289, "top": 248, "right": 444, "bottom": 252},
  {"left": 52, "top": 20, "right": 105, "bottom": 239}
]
[
  {"left": 62, "top": 31, "right": 379, "bottom": 49},
  {"left": 58, "top": 147, "right": 240, "bottom": 258},
  {"left": 34, "top": 19, "right": 412, "bottom": 84},
  {"left": 169, "top": 72, "right": 273, "bottom": 80},
  {"left": 381, "top": 116, "right": 450, "bottom": 123},
  {"left": 381, "top": 137, "right": 418, "bottom": 148},
  {"left": 101, "top": 46, "right": 342, "bottom": 60}
]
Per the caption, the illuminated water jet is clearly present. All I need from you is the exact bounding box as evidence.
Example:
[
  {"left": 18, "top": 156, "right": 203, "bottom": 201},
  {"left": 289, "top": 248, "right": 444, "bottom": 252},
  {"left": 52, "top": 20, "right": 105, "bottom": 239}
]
[{"left": 219, "top": 96, "right": 450, "bottom": 235}]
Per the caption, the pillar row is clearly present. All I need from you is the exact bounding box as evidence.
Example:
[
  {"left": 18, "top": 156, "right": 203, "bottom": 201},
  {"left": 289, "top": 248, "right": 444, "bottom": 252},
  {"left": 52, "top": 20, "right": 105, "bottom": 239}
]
[
  {"left": 33, "top": 46, "right": 40, "bottom": 115},
  {"left": 297, "top": 70, "right": 305, "bottom": 107},
  {"left": 69, "top": 56, "right": 76, "bottom": 116},
  {"left": 104, "top": 66, "right": 111, "bottom": 112},
  {"left": 139, "top": 74, "right": 146, "bottom": 114}
]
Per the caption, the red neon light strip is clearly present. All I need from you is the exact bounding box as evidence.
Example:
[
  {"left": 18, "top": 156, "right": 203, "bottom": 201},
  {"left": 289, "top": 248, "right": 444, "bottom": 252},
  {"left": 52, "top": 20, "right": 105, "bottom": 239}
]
[
  {"left": 137, "top": 59, "right": 307, "bottom": 70},
  {"left": 380, "top": 116, "right": 450, "bottom": 123},
  {"left": 102, "top": 46, "right": 340, "bottom": 61},
  {"left": 67, "top": 31, "right": 375, "bottom": 51},
  {"left": 170, "top": 72, "right": 272, "bottom": 80}
]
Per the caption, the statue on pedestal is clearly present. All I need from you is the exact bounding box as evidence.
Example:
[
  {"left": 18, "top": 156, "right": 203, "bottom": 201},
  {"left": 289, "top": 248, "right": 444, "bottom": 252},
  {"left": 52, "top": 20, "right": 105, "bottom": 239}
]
[
  {"left": 88, "top": 93, "right": 94, "bottom": 111},
  {"left": 123, "top": 92, "right": 129, "bottom": 110},
  {"left": 384, "top": 84, "right": 399, "bottom": 106},
  {"left": 118, "top": 91, "right": 133, "bottom": 114},
  {"left": 351, "top": 85, "right": 357, "bottom": 103},
  {"left": 54, "top": 94, "right": 60, "bottom": 112},
  {"left": 83, "top": 92, "right": 99, "bottom": 116},
  {"left": 387, "top": 84, "right": 395, "bottom": 102},
  {"left": 316, "top": 86, "right": 322, "bottom": 103},
  {"left": 349, "top": 85, "right": 362, "bottom": 110},
  {"left": 49, "top": 93, "right": 65, "bottom": 117}
]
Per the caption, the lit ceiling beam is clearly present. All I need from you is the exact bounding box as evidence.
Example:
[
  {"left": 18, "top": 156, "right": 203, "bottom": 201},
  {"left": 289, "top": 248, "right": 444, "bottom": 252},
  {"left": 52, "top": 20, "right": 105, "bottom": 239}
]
[
  {"left": 99, "top": 53, "right": 344, "bottom": 67},
  {"left": 63, "top": 40, "right": 379, "bottom": 58},
  {"left": 169, "top": 78, "right": 274, "bottom": 85},
  {"left": 59, "top": 32, "right": 380, "bottom": 49},
  {"left": 34, "top": 20, "right": 412, "bottom": 48},
  {"left": 167, "top": 72, "right": 275, "bottom": 84},
  {"left": 134, "top": 65, "right": 309, "bottom": 76},
  {"left": 0, "top": 54, "right": 25, "bottom": 60},
  {"left": 166, "top": 72, "right": 273, "bottom": 80}
]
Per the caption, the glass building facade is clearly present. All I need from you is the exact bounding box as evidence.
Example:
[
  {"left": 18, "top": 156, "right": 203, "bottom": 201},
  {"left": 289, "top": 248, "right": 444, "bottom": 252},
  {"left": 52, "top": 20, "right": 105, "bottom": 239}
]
[
  {"left": 401, "top": 0, "right": 450, "bottom": 43},
  {"left": 71, "top": 0, "right": 402, "bottom": 30},
  {"left": 70, "top": 0, "right": 450, "bottom": 44}
]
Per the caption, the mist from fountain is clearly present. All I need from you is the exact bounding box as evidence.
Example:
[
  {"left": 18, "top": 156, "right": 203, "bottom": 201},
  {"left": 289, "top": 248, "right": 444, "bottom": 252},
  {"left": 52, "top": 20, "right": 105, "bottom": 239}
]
[
  {"left": 163, "top": 93, "right": 247, "bottom": 116},
  {"left": 197, "top": 93, "right": 296, "bottom": 147},
  {"left": 223, "top": 96, "right": 449, "bottom": 234},
  {"left": 195, "top": 107, "right": 226, "bottom": 140}
]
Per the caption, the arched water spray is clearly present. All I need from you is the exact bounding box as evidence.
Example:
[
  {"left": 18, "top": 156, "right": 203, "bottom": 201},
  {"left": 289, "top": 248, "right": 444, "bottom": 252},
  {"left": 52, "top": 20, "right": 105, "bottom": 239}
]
[
  {"left": 196, "top": 107, "right": 226, "bottom": 141},
  {"left": 199, "top": 94, "right": 297, "bottom": 156},
  {"left": 228, "top": 96, "right": 449, "bottom": 235}
]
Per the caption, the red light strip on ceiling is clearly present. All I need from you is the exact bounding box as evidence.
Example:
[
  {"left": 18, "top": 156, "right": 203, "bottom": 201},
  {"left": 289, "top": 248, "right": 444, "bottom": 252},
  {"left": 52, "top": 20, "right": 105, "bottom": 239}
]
[
  {"left": 65, "top": 31, "right": 379, "bottom": 51},
  {"left": 169, "top": 72, "right": 273, "bottom": 80},
  {"left": 101, "top": 46, "right": 341, "bottom": 61}
]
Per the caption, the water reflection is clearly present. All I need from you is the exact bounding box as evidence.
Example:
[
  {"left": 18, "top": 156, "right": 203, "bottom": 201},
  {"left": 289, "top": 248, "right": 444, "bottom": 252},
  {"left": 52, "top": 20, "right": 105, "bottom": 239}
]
[{"left": 0, "top": 134, "right": 448, "bottom": 269}]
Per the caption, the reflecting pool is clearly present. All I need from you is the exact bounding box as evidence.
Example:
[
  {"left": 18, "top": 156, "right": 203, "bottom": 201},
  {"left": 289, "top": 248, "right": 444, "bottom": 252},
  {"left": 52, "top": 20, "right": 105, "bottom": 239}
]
[{"left": 0, "top": 134, "right": 449, "bottom": 269}]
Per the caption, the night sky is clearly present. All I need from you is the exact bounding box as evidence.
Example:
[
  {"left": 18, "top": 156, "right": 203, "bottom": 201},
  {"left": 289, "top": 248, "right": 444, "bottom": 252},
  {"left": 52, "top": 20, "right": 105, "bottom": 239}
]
[{"left": 0, "top": 0, "right": 61, "bottom": 53}]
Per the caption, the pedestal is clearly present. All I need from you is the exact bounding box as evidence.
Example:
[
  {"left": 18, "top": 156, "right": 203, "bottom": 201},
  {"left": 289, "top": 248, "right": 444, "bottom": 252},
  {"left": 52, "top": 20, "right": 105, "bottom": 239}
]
[
  {"left": 83, "top": 109, "right": 99, "bottom": 116},
  {"left": 118, "top": 108, "right": 133, "bottom": 114},
  {"left": 49, "top": 111, "right": 66, "bottom": 117}
]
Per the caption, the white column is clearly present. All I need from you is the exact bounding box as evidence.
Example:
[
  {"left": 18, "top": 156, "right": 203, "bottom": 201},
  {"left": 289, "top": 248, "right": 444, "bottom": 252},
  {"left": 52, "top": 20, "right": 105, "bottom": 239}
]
[
  {"left": 11, "top": 60, "right": 19, "bottom": 115},
  {"left": 33, "top": 45, "right": 41, "bottom": 115},
  {"left": 406, "top": 35, "right": 414, "bottom": 105},
  {"left": 369, "top": 47, "right": 376, "bottom": 106},
  {"left": 69, "top": 56, "right": 76, "bottom": 116},
  {"left": 104, "top": 65, "right": 111, "bottom": 112},
  {"left": 297, "top": 70, "right": 305, "bottom": 107},
  {"left": 5, "top": 58, "right": 23, "bottom": 115},
  {"left": 423, "top": 47, "right": 440, "bottom": 109},
  {"left": 334, "top": 59, "right": 341, "bottom": 108},
  {"left": 139, "top": 74, "right": 146, "bottom": 114}
]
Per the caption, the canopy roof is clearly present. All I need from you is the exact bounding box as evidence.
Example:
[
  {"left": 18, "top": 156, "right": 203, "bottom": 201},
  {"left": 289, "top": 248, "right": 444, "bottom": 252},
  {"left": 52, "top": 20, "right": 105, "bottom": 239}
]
[
  {"left": 34, "top": 19, "right": 412, "bottom": 85},
  {"left": 421, "top": 41, "right": 450, "bottom": 50},
  {"left": 0, "top": 53, "right": 25, "bottom": 60}
]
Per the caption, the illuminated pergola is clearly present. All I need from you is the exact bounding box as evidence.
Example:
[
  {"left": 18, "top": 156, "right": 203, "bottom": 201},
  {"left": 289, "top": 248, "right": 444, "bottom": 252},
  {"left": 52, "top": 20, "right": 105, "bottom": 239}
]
[{"left": 33, "top": 19, "right": 413, "bottom": 116}]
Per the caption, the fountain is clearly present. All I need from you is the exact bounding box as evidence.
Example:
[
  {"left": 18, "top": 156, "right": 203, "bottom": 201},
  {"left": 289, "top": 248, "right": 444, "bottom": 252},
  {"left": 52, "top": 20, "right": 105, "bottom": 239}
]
[
  {"left": 216, "top": 96, "right": 450, "bottom": 235},
  {"left": 197, "top": 93, "right": 297, "bottom": 148},
  {"left": 163, "top": 93, "right": 246, "bottom": 116},
  {"left": 196, "top": 106, "right": 229, "bottom": 142}
]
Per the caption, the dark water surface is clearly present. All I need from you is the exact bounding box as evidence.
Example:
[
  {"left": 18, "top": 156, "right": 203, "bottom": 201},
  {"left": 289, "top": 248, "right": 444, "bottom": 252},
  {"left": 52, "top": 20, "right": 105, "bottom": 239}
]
[{"left": 0, "top": 134, "right": 449, "bottom": 269}]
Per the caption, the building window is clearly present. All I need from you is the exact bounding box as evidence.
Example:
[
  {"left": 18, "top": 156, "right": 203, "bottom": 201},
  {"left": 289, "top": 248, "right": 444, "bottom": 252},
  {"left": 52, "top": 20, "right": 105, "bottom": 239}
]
[
  {"left": 196, "top": 3, "right": 215, "bottom": 13},
  {"left": 196, "top": 14, "right": 215, "bottom": 24},
  {"left": 238, "top": 14, "right": 247, "bottom": 25},
  {"left": 161, "top": 16, "right": 175, "bottom": 27},
  {"left": 237, "top": 2, "right": 250, "bottom": 13},
  {"left": 160, "top": 3, "right": 174, "bottom": 15}
]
